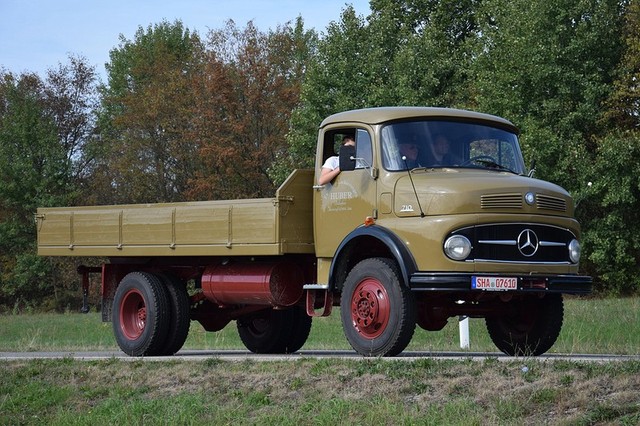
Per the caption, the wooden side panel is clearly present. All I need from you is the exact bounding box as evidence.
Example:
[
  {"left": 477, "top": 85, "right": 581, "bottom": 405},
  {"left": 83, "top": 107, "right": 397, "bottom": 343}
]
[
  {"left": 36, "top": 210, "right": 73, "bottom": 247},
  {"left": 36, "top": 169, "right": 316, "bottom": 257},
  {"left": 74, "top": 211, "right": 120, "bottom": 246},
  {"left": 231, "top": 202, "right": 278, "bottom": 244},
  {"left": 37, "top": 199, "right": 282, "bottom": 256},
  {"left": 276, "top": 169, "right": 315, "bottom": 252},
  {"left": 173, "top": 205, "right": 228, "bottom": 245}
]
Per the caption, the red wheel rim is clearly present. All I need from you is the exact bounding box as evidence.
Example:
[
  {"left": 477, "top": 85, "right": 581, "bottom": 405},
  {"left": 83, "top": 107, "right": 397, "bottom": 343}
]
[
  {"left": 119, "top": 289, "right": 146, "bottom": 340},
  {"left": 350, "top": 278, "right": 390, "bottom": 339}
]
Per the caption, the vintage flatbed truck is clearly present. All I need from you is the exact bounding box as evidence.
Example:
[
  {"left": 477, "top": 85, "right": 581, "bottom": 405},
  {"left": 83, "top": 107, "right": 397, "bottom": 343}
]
[{"left": 36, "top": 107, "right": 592, "bottom": 357}]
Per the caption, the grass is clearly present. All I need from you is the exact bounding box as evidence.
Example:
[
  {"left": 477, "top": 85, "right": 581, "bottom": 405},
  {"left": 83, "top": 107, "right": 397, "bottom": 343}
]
[
  {"left": 1, "top": 357, "right": 639, "bottom": 425},
  {"left": 0, "top": 297, "right": 639, "bottom": 424},
  {"left": 0, "top": 296, "right": 638, "bottom": 354}
]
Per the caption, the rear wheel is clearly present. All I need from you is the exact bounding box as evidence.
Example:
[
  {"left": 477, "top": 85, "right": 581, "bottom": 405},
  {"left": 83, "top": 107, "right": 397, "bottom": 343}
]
[
  {"left": 486, "top": 294, "right": 564, "bottom": 356},
  {"left": 237, "top": 306, "right": 312, "bottom": 354},
  {"left": 157, "top": 273, "right": 191, "bottom": 355},
  {"left": 112, "top": 272, "right": 170, "bottom": 356},
  {"left": 340, "top": 257, "right": 416, "bottom": 357}
]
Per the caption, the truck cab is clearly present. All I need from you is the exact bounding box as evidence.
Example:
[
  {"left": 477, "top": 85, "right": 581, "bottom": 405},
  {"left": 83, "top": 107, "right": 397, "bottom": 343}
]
[{"left": 312, "top": 107, "right": 590, "bottom": 356}]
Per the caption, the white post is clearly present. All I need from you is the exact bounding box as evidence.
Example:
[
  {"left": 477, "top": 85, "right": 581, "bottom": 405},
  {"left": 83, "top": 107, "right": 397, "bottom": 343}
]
[{"left": 459, "top": 315, "right": 470, "bottom": 349}]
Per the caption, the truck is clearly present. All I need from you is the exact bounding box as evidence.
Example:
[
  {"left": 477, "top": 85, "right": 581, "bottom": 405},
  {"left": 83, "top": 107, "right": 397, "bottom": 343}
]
[{"left": 36, "top": 107, "right": 592, "bottom": 357}]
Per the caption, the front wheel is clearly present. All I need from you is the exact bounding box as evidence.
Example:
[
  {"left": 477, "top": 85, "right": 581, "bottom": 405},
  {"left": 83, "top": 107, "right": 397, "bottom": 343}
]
[
  {"left": 340, "top": 258, "right": 416, "bottom": 357},
  {"left": 486, "top": 294, "right": 564, "bottom": 356}
]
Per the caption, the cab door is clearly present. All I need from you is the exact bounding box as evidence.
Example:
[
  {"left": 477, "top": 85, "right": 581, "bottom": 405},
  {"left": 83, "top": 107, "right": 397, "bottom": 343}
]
[{"left": 313, "top": 128, "right": 376, "bottom": 258}]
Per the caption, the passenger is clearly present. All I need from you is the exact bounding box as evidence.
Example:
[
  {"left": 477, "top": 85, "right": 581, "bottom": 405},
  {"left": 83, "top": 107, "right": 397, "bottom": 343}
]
[
  {"left": 429, "top": 134, "right": 455, "bottom": 166},
  {"left": 318, "top": 135, "right": 355, "bottom": 185},
  {"left": 399, "top": 142, "right": 421, "bottom": 169}
]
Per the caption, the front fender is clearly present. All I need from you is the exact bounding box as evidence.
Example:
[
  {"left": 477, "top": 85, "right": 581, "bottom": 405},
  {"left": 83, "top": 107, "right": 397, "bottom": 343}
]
[{"left": 329, "top": 225, "right": 417, "bottom": 291}]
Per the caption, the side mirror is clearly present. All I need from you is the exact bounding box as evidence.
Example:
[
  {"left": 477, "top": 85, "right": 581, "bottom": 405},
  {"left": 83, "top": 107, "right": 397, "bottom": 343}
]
[{"left": 339, "top": 145, "right": 356, "bottom": 172}]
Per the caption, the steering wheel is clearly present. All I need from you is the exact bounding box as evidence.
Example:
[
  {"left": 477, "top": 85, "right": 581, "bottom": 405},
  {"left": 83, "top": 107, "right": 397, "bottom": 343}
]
[{"left": 461, "top": 155, "right": 498, "bottom": 167}]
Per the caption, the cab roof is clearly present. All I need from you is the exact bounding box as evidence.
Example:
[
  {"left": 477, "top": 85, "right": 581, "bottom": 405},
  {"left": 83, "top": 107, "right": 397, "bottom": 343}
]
[{"left": 320, "top": 107, "right": 518, "bottom": 133}]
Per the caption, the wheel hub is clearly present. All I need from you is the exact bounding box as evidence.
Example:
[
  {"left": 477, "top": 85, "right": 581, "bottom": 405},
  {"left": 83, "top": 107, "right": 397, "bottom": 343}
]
[
  {"left": 351, "top": 278, "right": 390, "bottom": 339},
  {"left": 120, "top": 289, "right": 146, "bottom": 340}
]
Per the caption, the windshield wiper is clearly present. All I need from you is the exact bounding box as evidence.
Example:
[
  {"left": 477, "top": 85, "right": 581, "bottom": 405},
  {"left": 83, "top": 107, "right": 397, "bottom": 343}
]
[{"left": 472, "top": 159, "right": 517, "bottom": 174}]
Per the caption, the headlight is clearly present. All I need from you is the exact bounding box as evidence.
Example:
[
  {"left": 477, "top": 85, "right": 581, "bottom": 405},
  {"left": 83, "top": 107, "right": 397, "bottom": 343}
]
[
  {"left": 444, "top": 235, "right": 472, "bottom": 260},
  {"left": 569, "top": 239, "right": 581, "bottom": 263}
]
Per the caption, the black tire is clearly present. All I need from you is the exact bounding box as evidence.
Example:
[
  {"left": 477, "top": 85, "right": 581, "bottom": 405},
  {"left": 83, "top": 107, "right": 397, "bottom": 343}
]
[
  {"left": 285, "top": 306, "right": 313, "bottom": 353},
  {"left": 237, "top": 306, "right": 312, "bottom": 354},
  {"left": 112, "top": 272, "right": 170, "bottom": 356},
  {"left": 486, "top": 294, "right": 564, "bottom": 356},
  {"left": 156, "top": 273, "right": 191, "bottom": 355},
  {"left": 340, "top": 257, "right": 416, "bottom": 357}
]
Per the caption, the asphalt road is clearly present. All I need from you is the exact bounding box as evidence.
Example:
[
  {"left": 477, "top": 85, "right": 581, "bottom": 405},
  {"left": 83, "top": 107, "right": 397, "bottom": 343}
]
[{"left": 1, "top": 350, "right": 638, "bottom": 362}]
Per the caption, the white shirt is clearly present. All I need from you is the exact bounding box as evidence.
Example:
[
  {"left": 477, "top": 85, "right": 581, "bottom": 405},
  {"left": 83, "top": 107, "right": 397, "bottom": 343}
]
[{"left": 322, "top": 156, "right": 339, "bottom": 170}]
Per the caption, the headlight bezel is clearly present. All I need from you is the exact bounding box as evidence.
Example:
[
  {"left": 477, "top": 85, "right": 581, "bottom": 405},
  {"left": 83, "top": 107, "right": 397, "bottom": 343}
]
[
  {"left": 569, "top": 239, "right": 581, "bottom": 264},
  {"left": 444, "top": 235, "right": 472, "bottom": 261}
]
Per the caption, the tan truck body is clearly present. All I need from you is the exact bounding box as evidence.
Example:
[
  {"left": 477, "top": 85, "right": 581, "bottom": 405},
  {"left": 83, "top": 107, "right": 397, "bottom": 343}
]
[{"left": 35, "top": 107, "right": 592, "bottom": 358}]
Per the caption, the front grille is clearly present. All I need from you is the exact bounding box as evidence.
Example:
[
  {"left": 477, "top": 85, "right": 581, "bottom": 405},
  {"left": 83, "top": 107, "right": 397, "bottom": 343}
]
[{"left": 451, "top": 223, "right": 576, "bottom": 263}]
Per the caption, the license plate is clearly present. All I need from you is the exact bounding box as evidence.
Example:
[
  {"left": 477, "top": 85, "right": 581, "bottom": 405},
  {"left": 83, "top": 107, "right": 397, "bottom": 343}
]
[{"left": 472, "top": 276, "right": 518, "bottom": 291}]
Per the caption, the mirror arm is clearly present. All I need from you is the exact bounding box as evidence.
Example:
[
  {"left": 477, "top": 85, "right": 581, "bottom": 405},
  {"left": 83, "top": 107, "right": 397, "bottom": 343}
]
[{"left": 350, "top": 156, "right": 378, "bottom": 180}]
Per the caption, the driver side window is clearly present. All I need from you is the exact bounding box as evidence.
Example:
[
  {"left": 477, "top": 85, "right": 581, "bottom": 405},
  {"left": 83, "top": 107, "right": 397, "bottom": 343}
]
[{"left": 355, "top": 129, "right": 372, "bottom": 169}]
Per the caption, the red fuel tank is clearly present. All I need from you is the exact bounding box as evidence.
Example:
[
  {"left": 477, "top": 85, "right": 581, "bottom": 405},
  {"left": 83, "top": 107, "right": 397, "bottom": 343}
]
[{"left": 201, "top": 261, "right": 304, "bottom": 307}]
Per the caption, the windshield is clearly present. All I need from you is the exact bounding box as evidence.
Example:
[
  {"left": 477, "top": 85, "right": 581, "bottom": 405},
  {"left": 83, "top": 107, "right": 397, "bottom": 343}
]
[{"left": 381, "top": 120, "right": 525, "bottom": 174}]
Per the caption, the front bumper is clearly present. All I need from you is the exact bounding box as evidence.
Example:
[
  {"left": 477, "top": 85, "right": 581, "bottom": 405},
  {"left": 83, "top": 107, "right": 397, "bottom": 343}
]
[{"left": 410, "top": 272, "right": 592, "bottom": 295}]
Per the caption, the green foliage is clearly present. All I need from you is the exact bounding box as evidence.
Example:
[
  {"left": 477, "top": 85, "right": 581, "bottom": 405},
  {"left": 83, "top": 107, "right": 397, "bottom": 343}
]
[
  {"left": 576, "top": 2, "right": 640, "bottom": 294},
  {"left": 579, "top": 133, "right": 640, "bottom": 294},
  {"left": 91, "top": 20, "right": 205, "bottom": 204},
  {"left": 471, "top": 0, "right": 625, "bottom": 188},
  {"left": 0, "top": 71, "right": 79, "bottom": 309},
  {"left": 603, "top": 0, "right": 640, "bottom": 129}
]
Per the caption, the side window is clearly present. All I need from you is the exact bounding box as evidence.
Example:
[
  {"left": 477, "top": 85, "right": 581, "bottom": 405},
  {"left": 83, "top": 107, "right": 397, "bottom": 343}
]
[
  {"left": 355, "top": 129, "right": 372, "bottom": 169},
  {"left": 322, "top": 131, "right": 344, "bottom": 163},
  {"left": 321, "top": 128, "right": 371, "bottom": 168}
]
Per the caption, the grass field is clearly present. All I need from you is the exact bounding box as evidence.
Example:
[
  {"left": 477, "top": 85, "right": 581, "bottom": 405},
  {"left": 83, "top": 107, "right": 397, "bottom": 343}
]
[
  {"left": 1, "top": 297, "right": 639, "bottom": 424},
  {"left": 0, "top": 296, "right": 638, "bottom": 354}
]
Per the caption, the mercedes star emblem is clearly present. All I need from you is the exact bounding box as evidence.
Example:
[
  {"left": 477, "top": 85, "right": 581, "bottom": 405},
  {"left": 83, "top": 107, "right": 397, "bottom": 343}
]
[{"left": 517, "top": 229, "right": 539, "bottom": 257}]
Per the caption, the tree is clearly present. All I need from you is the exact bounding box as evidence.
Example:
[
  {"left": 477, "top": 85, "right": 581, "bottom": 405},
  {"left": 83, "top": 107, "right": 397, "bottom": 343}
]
[
  {"left": 0, "top": 55, "right": 99, "bottom": 310},
  {"left": 287, "top": 1, "right": 483, "bottom": 167},
  {"left": 471, "top": 0, "right": 626, "bottom": 188},
  {"left": 579, "top": 132, "right": 640, "bottom": 295},
  {"left": 89, "top": 20, "right": 205, "bottom": 204},
  {"left": 603, "top": 0, "right": 640, "bottom": 129},
  {"left": 368, "top": 0, "right": 480, "bottom": 106},
  {"left": 44, "top": 55, "right": 99, "bottom": 180},
  {"left": 0, "top": 72, "right": 73, "bottom": 308},
  {"left": 187, "top": 19, "right": 314, "bottom": 198},
  {"left": 579, "top": 0, "right": 640, "bottom": 294}
]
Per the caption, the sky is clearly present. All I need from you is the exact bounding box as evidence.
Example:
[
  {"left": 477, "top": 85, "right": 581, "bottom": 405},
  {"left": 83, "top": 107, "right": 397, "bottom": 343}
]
[{"left": 0, "top": 0, "right": 371, "bottom": 80}]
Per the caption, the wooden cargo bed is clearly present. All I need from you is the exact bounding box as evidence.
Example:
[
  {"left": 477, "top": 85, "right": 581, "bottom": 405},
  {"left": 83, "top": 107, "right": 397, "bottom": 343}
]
[{"left": 36, "top": 170, "right": 315, "bottom": 257}]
